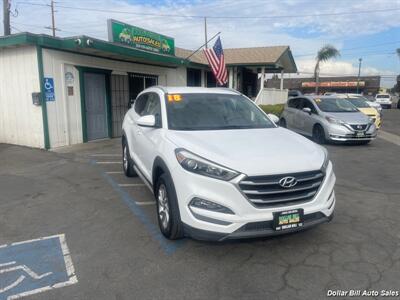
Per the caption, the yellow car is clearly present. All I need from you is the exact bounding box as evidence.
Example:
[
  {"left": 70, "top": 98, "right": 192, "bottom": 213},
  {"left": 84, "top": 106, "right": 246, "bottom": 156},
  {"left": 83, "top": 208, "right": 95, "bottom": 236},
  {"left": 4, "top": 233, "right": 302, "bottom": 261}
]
[{"left": 347, "top": 97, "right": 381, "bottom": 128}]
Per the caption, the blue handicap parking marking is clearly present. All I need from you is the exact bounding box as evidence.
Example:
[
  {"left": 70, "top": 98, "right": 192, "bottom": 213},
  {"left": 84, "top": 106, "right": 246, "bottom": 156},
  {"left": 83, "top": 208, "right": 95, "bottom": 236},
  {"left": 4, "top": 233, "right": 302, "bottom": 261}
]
[{"left": 0, "top": 234, "right": 77, "bottom": 300}]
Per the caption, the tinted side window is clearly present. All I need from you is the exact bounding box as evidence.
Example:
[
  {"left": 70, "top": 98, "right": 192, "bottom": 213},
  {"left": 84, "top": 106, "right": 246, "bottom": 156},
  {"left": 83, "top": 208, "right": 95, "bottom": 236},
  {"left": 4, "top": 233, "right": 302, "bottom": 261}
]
[
  {"left": 288, "top": 98, "right": 301, "bottom": 109},
  {"left": 300, "top": 99, "right": 317, "bottom": 113},
  {"left": 141, "top": 93, "right": 161, "bottom": 117},
  {"left": 134, "top": 94, "right": 148, "bottom": 116},
  {"left": 141, "top": 93, "right": 162, "bottom": 127}
]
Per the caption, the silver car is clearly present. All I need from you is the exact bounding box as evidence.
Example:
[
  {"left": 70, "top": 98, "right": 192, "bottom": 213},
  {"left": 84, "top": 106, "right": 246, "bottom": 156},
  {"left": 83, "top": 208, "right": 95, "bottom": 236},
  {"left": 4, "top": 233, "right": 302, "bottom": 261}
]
[{"left": 280, "top": 96, "right": 377, "bottom": 144}]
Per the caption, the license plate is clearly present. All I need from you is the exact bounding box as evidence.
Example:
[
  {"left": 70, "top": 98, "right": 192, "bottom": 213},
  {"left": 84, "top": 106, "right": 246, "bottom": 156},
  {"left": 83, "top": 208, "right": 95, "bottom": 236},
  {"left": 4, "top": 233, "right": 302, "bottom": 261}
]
[
  {"left": 273, "top": 209, "right": 304, "bottom": 231},
  {"left": 356, "top": 131, "right": 365, "bottom": 137}
]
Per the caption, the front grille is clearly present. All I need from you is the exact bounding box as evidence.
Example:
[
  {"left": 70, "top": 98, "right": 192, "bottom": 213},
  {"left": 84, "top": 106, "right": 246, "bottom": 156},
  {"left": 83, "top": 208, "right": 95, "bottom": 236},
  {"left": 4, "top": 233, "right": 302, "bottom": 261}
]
[
  {"left": 239, "top": 170, "right": 324, "bottom": 208},
  {"left": 350, "top": 124, "right": 368, "bottom": 131}
]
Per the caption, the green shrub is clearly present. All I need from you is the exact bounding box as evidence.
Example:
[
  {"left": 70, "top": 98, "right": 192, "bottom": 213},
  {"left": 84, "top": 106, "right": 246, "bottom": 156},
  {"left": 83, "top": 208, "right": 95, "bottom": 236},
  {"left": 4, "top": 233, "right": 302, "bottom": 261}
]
[{"left": 259, "top": 104, "right": 285, "bottom": 117}]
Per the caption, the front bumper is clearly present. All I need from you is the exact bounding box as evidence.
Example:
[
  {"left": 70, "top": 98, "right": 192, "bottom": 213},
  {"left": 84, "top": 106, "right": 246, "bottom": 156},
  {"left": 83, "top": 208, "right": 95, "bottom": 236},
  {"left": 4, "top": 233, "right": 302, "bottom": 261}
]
[
  {"left": 328, "top": 133, "right": 377, "bottom": 142},
  {"left": 184, "top": 211, "right": 334, "bottom": 241},
  {"left": 172, "top": 161, "right": 336, "bottom": 241},
  {"left": 326, "top": 123, "right": 377, "bottom": 142}
]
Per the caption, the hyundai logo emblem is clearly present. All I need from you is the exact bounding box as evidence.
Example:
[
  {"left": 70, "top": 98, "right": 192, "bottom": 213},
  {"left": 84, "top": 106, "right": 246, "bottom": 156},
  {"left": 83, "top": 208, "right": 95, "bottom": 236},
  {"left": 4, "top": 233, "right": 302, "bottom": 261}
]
[{"left": 279, "top": 176, "right": 297, "bottom": 188}]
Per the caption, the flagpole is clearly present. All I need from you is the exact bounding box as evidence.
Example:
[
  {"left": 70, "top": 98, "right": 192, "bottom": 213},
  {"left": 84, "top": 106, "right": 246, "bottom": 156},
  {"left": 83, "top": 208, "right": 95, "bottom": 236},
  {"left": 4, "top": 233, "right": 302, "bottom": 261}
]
[
  {"left": 182, "top": 31, "right": 221, "bottom": 62},
  {"left": 204, "top": 17, "right": 208, "bottom": 49}
]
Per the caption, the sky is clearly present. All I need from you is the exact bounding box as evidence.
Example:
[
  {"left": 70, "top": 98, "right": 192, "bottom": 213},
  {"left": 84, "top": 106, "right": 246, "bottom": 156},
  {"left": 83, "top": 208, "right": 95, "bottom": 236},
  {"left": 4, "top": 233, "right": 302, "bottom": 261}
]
[{"left": 2, "top": 0, "right": 400, "bottom": 87}]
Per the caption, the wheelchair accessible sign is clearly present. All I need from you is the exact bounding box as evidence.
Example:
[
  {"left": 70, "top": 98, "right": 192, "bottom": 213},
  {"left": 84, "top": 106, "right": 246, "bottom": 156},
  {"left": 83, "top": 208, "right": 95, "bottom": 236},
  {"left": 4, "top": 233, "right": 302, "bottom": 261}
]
[
  {"left": 0, "top": 234, "right": 77, "bottom": 300},
  {"left": 44, "top": 77, "right": 55, "bottom": 102}
]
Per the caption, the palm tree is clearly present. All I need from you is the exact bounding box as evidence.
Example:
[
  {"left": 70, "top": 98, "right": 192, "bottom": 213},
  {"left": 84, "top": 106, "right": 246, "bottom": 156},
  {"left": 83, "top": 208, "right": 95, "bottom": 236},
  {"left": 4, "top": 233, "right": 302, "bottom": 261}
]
[{"left": 314, "top": 45, "right": 340, "bottom": 94}]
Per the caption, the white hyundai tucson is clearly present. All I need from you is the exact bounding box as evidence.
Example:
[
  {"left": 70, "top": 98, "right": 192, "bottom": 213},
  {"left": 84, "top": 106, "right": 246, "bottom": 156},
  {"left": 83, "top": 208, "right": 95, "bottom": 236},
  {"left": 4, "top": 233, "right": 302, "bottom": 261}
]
[{"left": 122, "top": 87, "right": 336, "bottom": 241}]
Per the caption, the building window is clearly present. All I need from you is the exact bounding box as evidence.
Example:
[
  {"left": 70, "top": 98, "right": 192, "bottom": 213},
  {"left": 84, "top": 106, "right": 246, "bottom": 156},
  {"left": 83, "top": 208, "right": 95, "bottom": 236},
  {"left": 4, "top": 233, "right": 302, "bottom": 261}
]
[
  {"left": 206, "top": 71, "right": 217, "bottom": 87},
  {"left": 128, "top": 72, "right": 158, "bottom": 102},
  {"left": 187, "top": 68, "right": 202, "bottom": 87}
]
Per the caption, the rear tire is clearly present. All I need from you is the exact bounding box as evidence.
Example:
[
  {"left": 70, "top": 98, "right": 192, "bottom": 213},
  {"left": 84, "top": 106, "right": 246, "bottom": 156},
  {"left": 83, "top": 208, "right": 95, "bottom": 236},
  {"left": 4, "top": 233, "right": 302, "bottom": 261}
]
[
  {"left": 280, "top": 118, "right": 287, "bottom": 128},
  {"left": 313, "top": 124, "right": 326, "bottom": 144},
  {"left": 122, "top": 138, "right": 136, "bottom": 177},
  {"left": 156, "top": 174, "right": 184, "bottom": 240}
]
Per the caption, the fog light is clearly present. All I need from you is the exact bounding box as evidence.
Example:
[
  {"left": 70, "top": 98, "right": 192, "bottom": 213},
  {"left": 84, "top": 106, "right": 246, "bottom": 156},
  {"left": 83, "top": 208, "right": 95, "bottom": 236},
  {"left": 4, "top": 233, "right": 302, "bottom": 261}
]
[{"left": 189, "top": 197, "right": 234, "bottom": 214}]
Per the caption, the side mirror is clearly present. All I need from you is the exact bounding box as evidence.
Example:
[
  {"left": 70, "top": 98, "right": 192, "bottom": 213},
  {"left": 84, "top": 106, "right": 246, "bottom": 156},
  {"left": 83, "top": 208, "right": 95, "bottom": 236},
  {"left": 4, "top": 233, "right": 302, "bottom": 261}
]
[
  {"left": 137, "top": 115, "right": 156, "bottom": 127},
  {"left": 302, "top": 107, "right": 312, "bottom": 114},
  {"left": 267, "top": 113, "right": 280, "bottom": 124}
]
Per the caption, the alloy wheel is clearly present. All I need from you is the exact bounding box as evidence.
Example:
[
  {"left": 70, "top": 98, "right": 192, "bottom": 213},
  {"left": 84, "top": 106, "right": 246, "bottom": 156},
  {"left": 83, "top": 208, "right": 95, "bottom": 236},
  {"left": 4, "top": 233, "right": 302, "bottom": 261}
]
[
  {"left": 123, "top": 145, "right": 128, "bottom": 171},
  {"left": 157, "top": 184, "right": 170, "bottom": 230}
]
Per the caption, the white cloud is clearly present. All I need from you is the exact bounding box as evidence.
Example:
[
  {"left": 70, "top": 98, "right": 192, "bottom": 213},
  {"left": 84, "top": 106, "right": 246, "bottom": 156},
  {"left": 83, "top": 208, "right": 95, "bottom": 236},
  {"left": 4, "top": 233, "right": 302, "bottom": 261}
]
[
  {"left": 296, "top": 59, "right": 395, "bottom": 76},
  {"left": 291, "top": 59, "right": 397, "bottom": 87}
]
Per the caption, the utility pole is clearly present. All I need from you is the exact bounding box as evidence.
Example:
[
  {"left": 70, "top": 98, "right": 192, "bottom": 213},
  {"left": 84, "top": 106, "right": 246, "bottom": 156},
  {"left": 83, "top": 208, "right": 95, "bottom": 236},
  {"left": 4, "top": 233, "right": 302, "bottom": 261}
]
[
  {"left": 356, "top": 58, "right": 362, "bottom": 94},
  {"left": 204, "top": 17, "right": 208, "bottom": 48},
  {"left": 50, "top": 0, "right": 56, "bottom": 37},
  {"left": 3, "top": 0, "right": 11, "bottom": 36}
]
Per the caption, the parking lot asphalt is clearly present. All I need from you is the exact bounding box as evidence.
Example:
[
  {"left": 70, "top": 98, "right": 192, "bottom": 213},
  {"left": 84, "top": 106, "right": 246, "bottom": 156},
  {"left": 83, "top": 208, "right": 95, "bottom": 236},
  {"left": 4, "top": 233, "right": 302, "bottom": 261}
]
[
  {"left": 381, "top": 108, "right": 400, "bottom": 136},
  {"left": 1, "top": 110, "right": 400, "bottom": 300}
]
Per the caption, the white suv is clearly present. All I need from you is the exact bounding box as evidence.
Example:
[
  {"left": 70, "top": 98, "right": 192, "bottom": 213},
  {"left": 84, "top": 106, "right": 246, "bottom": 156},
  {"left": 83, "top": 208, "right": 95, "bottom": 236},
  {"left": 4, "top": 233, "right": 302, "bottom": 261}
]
[
  {"left": 375, "top": 94, "right": 392, "bottom": 108},
  {"left": 122, "top": 87, "right": 336, "bottom": 241}
]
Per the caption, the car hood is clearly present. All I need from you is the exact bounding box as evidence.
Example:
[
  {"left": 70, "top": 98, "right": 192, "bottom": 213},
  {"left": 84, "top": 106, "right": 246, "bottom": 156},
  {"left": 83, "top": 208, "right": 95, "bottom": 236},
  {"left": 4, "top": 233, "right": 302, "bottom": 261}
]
[
  {"left": 358, "top": 107, "right": 379, "bottom": 117},
  {"left": 326, "top": 112, "right": 370, "bottom": 124},
  {"left": 166, "top": 127, "right": 325, "bottom": 176}
]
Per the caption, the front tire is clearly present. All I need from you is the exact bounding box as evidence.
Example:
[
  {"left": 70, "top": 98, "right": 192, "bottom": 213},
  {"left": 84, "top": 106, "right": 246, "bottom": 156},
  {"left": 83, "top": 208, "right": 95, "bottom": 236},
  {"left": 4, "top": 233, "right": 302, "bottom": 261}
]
[
  {"left": 313, "top": 124, "right": 326, "bottom": 144},
  {"left": 156, "top": 174, "right": 184, "bottom": 240},
  {"left": 122, "top": 139, "right": 136, "bottom": 177}
]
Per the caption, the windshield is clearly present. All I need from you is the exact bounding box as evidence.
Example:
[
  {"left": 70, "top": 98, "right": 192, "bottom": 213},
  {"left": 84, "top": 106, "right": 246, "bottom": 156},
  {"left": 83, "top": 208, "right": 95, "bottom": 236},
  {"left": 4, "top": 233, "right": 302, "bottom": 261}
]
[
  {"left": 314, "top": 97, "right": 359, "bottom": 113},
  {"left": 165, "top": 93, "right": 275, "bottom": 130},
  {"left": 347, "top": 97, "right": 370, "bottom": 108},
  {"left": 376, "top": 94, "right": 389, "bottom": 98}
]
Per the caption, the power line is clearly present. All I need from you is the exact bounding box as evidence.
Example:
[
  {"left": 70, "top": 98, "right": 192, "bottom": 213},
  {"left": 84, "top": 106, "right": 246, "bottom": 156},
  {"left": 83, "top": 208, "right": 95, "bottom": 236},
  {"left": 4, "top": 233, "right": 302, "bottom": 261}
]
[{"left": 16, "top": 2, "right": 400, "bottom": 19}]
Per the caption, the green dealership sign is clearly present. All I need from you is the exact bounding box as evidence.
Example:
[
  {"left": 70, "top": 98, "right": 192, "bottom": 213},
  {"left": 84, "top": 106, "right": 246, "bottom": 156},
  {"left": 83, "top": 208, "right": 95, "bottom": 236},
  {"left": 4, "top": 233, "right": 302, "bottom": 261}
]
[{"left": 108, "top": 19, "right": 175, "bottom": 56}]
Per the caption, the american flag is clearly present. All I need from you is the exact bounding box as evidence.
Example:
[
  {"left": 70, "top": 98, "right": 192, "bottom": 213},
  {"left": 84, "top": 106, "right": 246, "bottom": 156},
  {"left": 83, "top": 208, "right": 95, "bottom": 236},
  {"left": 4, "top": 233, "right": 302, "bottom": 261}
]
[{"left": 203, "top": 37, "right": 228, "bottom": 86}]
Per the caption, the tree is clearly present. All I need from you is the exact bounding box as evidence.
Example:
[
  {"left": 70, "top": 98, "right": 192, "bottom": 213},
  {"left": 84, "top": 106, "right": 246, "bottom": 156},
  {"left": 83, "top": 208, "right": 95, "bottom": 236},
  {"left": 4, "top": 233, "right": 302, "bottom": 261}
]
[{"left": 314, "top": 45, "right": 340, "bottom": 94}]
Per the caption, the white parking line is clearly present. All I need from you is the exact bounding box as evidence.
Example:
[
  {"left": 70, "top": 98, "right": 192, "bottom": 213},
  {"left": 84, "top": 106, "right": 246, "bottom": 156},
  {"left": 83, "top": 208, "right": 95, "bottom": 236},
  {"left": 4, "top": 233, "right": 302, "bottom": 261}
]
[
  {"left": 135, "top": 201, "right": 156, "bottom": 206},
  {"left": 106, "top": 171, "right": 124, "bottom": 174},
  {"left": 118, "top": 183, "right": 146, "bottom": 187},
  {"left": 95, "top": 161, "right": 121, "bottom": 164},
  {"left": 378, "top": 130, "right": 400, "bottom": 146}
]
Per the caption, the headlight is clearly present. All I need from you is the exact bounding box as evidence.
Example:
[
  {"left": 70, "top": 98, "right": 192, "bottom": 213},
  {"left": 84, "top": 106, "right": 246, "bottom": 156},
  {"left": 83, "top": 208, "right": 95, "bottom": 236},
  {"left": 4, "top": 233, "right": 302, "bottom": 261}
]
[
  {"left": 175, "top": 149, "right": 239, "bottom": 181},
  {"left": 325, "top": 116, "right": 345, "bottom": 125}
]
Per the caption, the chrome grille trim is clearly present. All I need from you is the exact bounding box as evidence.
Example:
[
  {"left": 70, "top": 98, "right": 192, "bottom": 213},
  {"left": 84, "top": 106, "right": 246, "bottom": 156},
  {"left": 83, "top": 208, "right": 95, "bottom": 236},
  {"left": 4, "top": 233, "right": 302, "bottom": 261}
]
[{"left": 239, "top": 170, "right": 325, "bottom": 208}]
